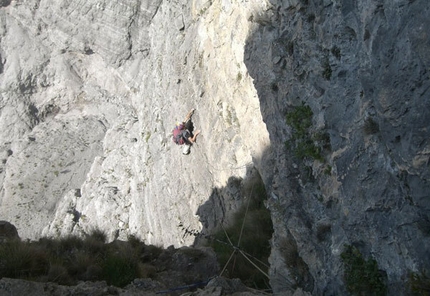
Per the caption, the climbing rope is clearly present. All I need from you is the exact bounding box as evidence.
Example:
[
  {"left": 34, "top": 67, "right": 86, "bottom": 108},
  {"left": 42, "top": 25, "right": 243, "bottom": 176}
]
[
  {"left": 238, "top": 249, "right": 270, "bottom": 279},
  {"left": 232, "top": 185, "right": 253, "bottom": 273},
  {"left": 222, "top": 224, "right": 235, "bottom": 248},
  {"left": 192, "top": 132, "right": 253, "bottom": 173},
  {"left": 219, "top": 248, "right": 237, "bottom": 277},
  {"left": 217, "top": 186, "right": 271, "bottom": 282},
  {"left": 238, "top": 185, "right": 253, "bottom": 248}
]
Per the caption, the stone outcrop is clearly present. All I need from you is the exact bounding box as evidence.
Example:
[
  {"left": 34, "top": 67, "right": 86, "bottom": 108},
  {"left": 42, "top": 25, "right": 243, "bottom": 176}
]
[
  {"left": 0, "top": 276, "right": 271, "bottom": 296},
  {"left": 0, "top": 220, "right": 19, "bottom": 242},
  {"left": 244, "top": 0, "right": 430, "bottom": 294},
  {"left": 0, "top": 0, "right": 429, "bottom": 294}
]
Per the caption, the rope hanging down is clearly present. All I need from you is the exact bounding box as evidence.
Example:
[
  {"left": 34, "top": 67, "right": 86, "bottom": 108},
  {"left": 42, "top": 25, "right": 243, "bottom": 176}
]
[{"left": 218, "top": 184, "right": 271, "bottom": 281}]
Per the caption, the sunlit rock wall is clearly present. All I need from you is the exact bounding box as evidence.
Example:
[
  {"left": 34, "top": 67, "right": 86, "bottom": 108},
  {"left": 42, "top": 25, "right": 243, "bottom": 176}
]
[{"left": 0, "top": 0, "right": 270, "bottom": 246}]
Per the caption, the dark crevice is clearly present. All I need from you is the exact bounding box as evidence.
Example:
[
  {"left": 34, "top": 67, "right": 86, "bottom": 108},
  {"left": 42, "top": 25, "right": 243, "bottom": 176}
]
[{"left": 0, "top": 0, "right": 11, "bottom": 8}]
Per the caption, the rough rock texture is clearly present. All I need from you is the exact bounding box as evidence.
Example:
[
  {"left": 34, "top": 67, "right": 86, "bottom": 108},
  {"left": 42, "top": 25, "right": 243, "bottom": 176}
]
[
  {"left": 0, "top": 0, "right": 270, "bottom": 244},
  {"left": 244, "top": 0, "right": 430, "bottom": 294},
  {"left": 0, "top": 277, "right": 271, "bottom": 296},
  {"left": 0, "top": 0, "right": 429, "bottom": 295}
]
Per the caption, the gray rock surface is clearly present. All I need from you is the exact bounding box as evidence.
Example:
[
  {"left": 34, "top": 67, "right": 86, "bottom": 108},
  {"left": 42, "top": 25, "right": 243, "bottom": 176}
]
[
  {"left": 0, "top": 0, "right": 429, "bottom": 294},
  {"left": 0, "top": 276, "right": 272, "bottom": 296},
  {"left": 0, "top": 0, "right": 270, "bottom": 245},
  {"left": 245, "top": 0, "right": 430, "bottom": 294}
]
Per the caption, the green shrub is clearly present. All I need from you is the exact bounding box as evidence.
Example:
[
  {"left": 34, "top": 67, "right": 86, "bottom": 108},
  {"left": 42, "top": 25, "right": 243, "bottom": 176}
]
[
  {"left": 102, "top": 252, "right": 139, "bottom": 287},
  {"left": 47, "top": 264, "right": 73, "bottom": 285},
  {"left": 0, "top": 240, "right": 49, "bottom": 280},
  {"left": 87, "top": 228, "right": 107, "bottom": 243},
  {"left": 322, "top": 58, "right": 332, "bottom": 80},
  {"left": 363, "top": 117, "right": 379, "bottom": 135},
  {"left": 79, "top": 228, "right": 108, "bottom": 256},
  {"left": 293, "top": 138, "right": 323, "bottom": 161},
  {"left": 58, "top": 235, "right": 84, "bottom": 253},
  {"left": 209, "top": 177, "right": 273, "bottom": 290},
  {"left": 285, "top": 104, "right": 325, "bottom": 161},
  {"left": 341, "top": 245, "right": 387, "bottom": 295},
  {"left": 0, "top": 228, "right": 221, "bottom": 289},
  {"left": 67, "top": 252, "right": 96, "bottom": 278},
  {"left": 286, "top": 103, "right": 313, "bottom": 139},
  {"left": 324, "top": 165, "right": 332, "bottom": 176},
  {"left": 141, "top": 244, "right": 163, "bottom": 263},
  {"left": 0, "top": 234, "right": 165, "bottom": 287},
  {"left": 408, "top": 271, "right": 430, "bottom": 295},
  {"left": 313, "top": 131, "right": 331, "bottom": 150},
  {"left": 83, "top": 237, "right": 105, "bottom": 255}
]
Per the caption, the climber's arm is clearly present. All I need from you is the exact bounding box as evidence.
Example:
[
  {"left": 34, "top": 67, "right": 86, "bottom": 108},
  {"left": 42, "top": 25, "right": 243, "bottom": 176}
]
[
  {"left": 188, "top": 130, "right": 200, "bottom": 143},
  {"left": 183, "top": 108, "right": 195, "bottom": 123}
]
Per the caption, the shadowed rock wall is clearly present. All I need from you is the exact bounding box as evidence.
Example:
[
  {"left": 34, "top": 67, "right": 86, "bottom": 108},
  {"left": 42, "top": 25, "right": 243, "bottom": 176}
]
[{"left": 244, "top": 0, "right": 430, "bottom": 294}]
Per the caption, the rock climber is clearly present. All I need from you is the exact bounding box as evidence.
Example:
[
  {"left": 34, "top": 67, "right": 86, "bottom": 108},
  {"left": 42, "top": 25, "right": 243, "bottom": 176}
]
[{"left": 172, "top": 108, "right": 201, "bottom": 155}]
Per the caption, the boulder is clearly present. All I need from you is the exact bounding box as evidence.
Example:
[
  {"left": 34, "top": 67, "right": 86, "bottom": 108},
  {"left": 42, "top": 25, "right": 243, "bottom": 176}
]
[{"left": 0, "top": 221, "right": 19, "bottom": 242}]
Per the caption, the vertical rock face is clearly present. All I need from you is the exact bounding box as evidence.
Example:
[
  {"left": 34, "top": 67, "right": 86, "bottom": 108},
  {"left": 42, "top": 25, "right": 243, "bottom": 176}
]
[
  {"left": 245, "top": 0, "right": 430, "bottom": 294},
  {"left": 0, "top": 0, "right": 429, "bottom": 294},
  {"left": 0, "top": 0, "right": 270, "bottom": 246}
]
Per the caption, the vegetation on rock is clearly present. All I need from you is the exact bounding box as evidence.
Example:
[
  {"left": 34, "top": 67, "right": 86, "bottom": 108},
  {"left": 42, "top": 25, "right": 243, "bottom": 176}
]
[
  {"left": 322, "top": 58, "right": 332, "bottom": 80},
  {"left": 341, "top": 245, "right": 387, "bottom": 295},
  {"left": 363, "top": 117, "right": 380, "bottom": 135},
  {"left": 285, "top": 103, "right": 329, "bottom": 162},
  {"left": 208, "top": 179, "right": 273, "bottom": 290},
  {"left": 408, "top": 271, "right": 430, "bottom": 295},
  {"left": 279, "top": 234, "right": 313, "bottom": 291},
  {"left": 0, "top": 229, "right": 214, "bottom": 288}
]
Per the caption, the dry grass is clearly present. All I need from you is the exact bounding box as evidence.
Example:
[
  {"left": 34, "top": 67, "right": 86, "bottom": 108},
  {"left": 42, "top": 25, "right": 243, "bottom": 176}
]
[
  {"left": 208, "top": 176, "right": 273, "bottom": 290},
  {"left": 0, "top": 229, "right": 164, "bottom": 288}
]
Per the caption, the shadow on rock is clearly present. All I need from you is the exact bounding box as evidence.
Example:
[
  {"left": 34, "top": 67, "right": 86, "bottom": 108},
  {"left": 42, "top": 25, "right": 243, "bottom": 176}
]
[
  {"left": 193, "top": 165, "right": 275, "bottom": 291},
  {"left": 243, "top": 0, "right": 430, "bottom": 295}
]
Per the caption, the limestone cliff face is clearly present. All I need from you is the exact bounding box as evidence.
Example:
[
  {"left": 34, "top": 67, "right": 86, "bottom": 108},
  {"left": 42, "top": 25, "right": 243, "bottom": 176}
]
[
  {"left": 0, "top": 0, "right": 270, "bottom": 245},
  {"left": 0, "top": 0, "right": 429, "bottom": 295}
]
